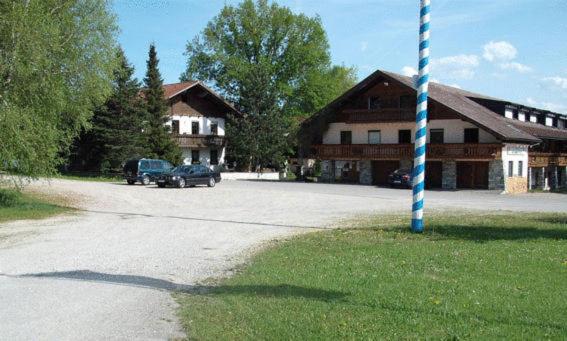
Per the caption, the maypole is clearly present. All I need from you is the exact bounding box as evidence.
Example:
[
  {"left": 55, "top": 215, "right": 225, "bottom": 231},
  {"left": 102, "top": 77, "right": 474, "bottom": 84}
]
[{"left": 411, "top": 0, "right": 431, "bottom": 233}]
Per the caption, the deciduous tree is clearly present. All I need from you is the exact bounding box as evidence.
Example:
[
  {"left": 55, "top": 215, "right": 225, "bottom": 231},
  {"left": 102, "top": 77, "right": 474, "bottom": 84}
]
[
  {"left": 0, "top": 0, "right": 118, "bottom": 182},
  {"left": 182, "top": 0, "right": 356, "bottom": 169}
]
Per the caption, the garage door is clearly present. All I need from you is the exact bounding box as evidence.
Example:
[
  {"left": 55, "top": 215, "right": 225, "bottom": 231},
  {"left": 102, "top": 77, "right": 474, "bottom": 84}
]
[
  {"left": 457, "top": 162, "right": 488, "bottom": 189},
  {"left": 371, "top": 161, "right": 400, "bottom": 186},
  {"left": 426, "top": 161, "right": 443, "bottom": 189}
]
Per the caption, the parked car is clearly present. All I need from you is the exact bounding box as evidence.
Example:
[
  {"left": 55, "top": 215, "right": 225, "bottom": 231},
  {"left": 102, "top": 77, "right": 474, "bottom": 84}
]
[
  {"left": 156, "top": 164, "right": 221, "bottom": 188},
  {"left": 388, "top": 169, "right": 413, "bottom": 188},
  {"left": 123, "top": 158, "right": 174, "bottom": 185}
]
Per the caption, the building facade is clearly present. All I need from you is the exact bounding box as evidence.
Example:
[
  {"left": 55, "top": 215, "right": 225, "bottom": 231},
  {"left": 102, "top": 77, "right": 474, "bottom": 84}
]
[
  {"left": 300, "top": 70, "right": 567, "bottom": 193},
  {"left": 161, "top": 82, "right": 239, "bottom": 168}
]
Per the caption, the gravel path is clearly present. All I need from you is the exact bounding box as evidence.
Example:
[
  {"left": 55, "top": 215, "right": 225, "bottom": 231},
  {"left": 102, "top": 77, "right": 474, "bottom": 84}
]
[{"left": 0, "top": 179, "right": 565, "bottom": 340}]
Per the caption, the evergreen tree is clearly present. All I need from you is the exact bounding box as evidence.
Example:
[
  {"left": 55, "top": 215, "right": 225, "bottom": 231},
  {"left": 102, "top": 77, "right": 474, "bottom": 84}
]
[
  {"left": 143, "top": 44, "right": 181, "bottom": 164},
  {"left": 69, "top": 48, "right": 147, "bottom": 173}
]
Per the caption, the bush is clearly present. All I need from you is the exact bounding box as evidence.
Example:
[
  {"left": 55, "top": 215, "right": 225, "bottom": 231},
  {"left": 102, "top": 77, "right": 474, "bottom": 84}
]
[{"left": 0, "top": 189, "right": 21, "bottom": 207}]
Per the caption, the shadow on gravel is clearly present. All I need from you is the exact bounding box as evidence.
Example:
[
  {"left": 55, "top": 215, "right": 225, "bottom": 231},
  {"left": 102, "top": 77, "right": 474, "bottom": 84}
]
[
  {"left": 80, "top": 209, "right": 321, "bottom": 230},
  {"left": 14, "top": 270, "right": 347, "bottom": 301}
]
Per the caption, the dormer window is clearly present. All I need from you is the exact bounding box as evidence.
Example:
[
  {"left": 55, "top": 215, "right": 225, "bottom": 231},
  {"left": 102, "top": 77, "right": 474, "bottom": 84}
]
[
  {"left": 529, "top": 114, "right": 537, "bottom": 123},
  {"left": 518, "top": 111, "right": 526, "bottom": 122},
  {"left": 504, "top": 107, "right": 514, "bottom": 119},
  {"left": 545, "top": 116, "right": 553, "bottom": 127}
]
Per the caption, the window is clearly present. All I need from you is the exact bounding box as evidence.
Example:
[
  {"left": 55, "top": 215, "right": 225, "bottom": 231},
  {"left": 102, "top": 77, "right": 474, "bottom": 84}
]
[
  {"left": 150, "top": 160, "right": 162, "bottom": 169},
  {"left": 398, "top": 129, "right": 411, "bottom": 144},
  {"left": 508, "top": 161, "right": 514, "bottom": 177},
  {"left": 518, "top": 112, "right": 526, "bottom": 122},
  {"left": 368, "top": 96, "right": 380, "bottom": 110},
  {"left": 210, "top": 122, "right": 218, "bottom": 135},
  {"left": 518, "top": 161, "right": 523, "bottom": 177},
  {"left": 430, "top": 129, "right": 444, "bottom": 144},
  {"left": 191, "top": 150, "right": 200, "bottom": 164},
  {"left": 504, "top": 108, "right": 514, "bottom": 119},
  {"left": 210, "top": 149, "right": 219, "bottom": 165},
  {"left": 340, "top": 131, "right": 352, "bottom": 145},
  {"left": 171, "top": 120, "right": 180, "bottom": 134},
  {"left": 464, "top": 128, "right": 479, "bottom": 143},
  {"left": 399, "top": 95, "right": 415, "bottom": 109},
  {"left": 530, "top": 115, "right": 537, "bottom": 123},
  {"left": 191, "top": 121, "right": 200, "bottom": 135},
  {"left": 545, "top": 117, "right": 553, "bottom": 127},
  {"left": 368, "top": 130, "right": 381, "bottom": 144}
]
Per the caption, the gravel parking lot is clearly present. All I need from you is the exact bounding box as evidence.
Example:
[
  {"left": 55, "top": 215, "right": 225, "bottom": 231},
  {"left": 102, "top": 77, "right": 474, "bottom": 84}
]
[{"left": 1, "top": 179, "right": 566, "bottom": 340}]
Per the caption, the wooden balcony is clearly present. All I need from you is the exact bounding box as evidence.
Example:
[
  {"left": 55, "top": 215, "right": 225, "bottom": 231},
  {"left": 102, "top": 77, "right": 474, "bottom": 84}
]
[
  {"left": 310, "top": 143, "right": 502, "bottom": 161},
  {"left": 528, "top": 152, "right": 567, "bottom": 167},
  {"left": 172, "top": 134, "right": 226, "bottom": 148},
  {"left": 337, "top": 108, "right": 415, "bottom": 123}
]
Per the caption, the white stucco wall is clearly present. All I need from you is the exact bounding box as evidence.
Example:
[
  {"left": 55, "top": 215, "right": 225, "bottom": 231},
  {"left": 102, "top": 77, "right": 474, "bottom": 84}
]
[
  {"left": 181, "top": 147, "right": 226, "bottom": 167},
  {"left": 322, "top": 119, "right": 499, "bottom": 144},
  {"left": 167, "top": 116, "right": 226, "bottom": 136},
  {"left": 501, "top": 144, "right": 528, "bottom": 178}
]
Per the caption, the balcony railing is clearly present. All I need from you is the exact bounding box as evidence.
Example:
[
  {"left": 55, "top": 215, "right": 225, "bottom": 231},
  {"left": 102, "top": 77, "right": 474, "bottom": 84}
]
[
  {"left": 311, "top": 143, "right": 502, "bottom": 160},
  {"left": 172, "top": 134, "right": 226, "bottom": 148},
  {"left": 528, "top": 152, "right": 567, "bottom": 167}
]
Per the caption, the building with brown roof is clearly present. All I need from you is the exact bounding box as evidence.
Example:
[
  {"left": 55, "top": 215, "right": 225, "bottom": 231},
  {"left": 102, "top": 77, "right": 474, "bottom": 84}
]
[
  {"left": 299, "top": 69, "right": 567, "bottom": 193},
  {"left": 162, "top": 81, "right": 240, "bottom": 168}
]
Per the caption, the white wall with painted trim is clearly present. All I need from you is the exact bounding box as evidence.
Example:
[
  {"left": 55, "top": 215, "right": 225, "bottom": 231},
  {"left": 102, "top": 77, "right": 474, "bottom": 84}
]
[
  {"left": 166, "top": 116, "right": 226, "bottom": 135},
  {"left": 322, "top": 119, "right": 499, "bottom": 144},
  {"left": 501, "top": 144, "right": 529, "bottom": 178}
]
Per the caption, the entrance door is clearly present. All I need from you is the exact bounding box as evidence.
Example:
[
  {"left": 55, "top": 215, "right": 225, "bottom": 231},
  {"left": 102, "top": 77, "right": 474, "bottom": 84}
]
[
  {"left": 371, "top": 160, "right": 400, "bottom": 186},
  {"left": 457, "top": 162, "right": 489, "bottom": 189},
  {"left": 426, "top": 161, "right": 443, "bottom": 189}
]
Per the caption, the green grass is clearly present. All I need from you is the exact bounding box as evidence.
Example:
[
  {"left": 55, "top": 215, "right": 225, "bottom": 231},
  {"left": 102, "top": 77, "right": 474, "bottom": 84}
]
[
  {"left": 0, "top": 188, "right": 72, "bottom": 223},
  {"left": 176, "top": 212, "right": 567, "bottom": 340}
]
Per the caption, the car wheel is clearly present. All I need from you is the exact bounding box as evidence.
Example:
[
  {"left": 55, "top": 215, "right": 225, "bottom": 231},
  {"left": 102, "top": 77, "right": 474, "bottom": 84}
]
[
  {"left": 127, "top": 180, "right": 135, "bottom": 185},
  {"left": 157, "top": 183, "right": 166, "bottom": 188},
  {"left": 141, "top": 175, "right": 150, "bottom": 186},
  {"left": 177, "top": 178, "right": 186, "bottom": 188},
  {"left": 207, "top": 177, "right": 216, "bottom": 187}
]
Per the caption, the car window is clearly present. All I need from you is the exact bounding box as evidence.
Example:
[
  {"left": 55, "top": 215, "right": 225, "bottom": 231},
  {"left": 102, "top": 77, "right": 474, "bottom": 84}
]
[
  {"left": 139, "top": 160, "right": 149, "bottom": 170},
  {"left": 164, "top": 161, "right": 173, "bottom": 169},
  {"left": 198, "top": 166, "right": 208, "bottom": 174},
  {"left": 150, "top": 161, "right": 162, "bottom": 169}
]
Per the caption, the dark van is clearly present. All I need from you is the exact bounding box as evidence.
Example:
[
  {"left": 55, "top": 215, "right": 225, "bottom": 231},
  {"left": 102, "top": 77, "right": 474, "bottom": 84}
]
[{"left": 123, "top": 159, "right": 174, "bottom": 185}]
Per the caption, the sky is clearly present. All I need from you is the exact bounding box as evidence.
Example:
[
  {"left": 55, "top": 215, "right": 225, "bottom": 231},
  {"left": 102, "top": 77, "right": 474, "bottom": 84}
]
[{"left": 113, "top": 0, "right": 567, "bottom": 114}]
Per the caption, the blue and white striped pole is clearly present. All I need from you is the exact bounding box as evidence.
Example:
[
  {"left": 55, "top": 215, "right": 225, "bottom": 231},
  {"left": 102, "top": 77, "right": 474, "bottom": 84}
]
[{"left": 411, "top": 0, "right": 431, "bottom": 233}]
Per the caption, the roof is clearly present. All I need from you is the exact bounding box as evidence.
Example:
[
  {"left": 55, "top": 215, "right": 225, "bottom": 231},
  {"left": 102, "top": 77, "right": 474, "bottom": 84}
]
[
  {"left": 510, "top": 120, "right": 567, "bottom": 140},
  {"left": 302, "top": 69, "right": 567, "bottom": 144},
  {"left": 161, "top": 81, "right": 241, "bottom": 115},
  {"left": 162, "top": 81, "right": 198, "bottom": 98}
]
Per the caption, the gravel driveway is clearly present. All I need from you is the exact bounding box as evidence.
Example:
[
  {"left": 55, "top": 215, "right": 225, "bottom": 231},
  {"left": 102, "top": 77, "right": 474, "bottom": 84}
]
[{"left": 1, "top": 179, "right": 565, "bottom": 340}]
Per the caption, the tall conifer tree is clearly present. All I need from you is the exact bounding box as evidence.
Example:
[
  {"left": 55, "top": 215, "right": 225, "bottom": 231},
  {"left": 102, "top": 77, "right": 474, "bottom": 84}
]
[
  {"left": 143, "top": 44, "right": 181, "bottom": 164},
  {"left": 69, "top": 48, "right": 147, "bottom": 172}
]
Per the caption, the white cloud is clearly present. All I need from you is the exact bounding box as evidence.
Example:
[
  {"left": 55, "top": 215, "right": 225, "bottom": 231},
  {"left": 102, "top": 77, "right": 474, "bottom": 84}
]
[
  {"left": 430, "top": 54, "right": 479, "bottom": 80},
  {"left": 482, "top": 41, "right": 517, "bottom": 62},
  {"left": 524, "top": 97, "right": 567, "bottom": 114},
  {"left": 360, "top": 41, "right": 368, "bottom": 52},
  {"left": 401, "top": 66, "right": 417, "bottom": 77},
  {"left": 542, "top": 76, "right": 567, "bottom": 90},
  {"left": 499, "top": 62, "right": 532, "bottom": 73}
]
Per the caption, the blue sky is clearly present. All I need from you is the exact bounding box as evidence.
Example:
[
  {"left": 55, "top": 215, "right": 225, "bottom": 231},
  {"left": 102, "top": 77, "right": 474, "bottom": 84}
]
[{"left": 113, "top": 0, "right": 567, "bottom": 114}]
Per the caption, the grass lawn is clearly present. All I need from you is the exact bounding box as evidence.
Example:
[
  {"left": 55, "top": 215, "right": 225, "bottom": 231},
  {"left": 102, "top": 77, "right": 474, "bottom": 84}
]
[
  {"left": 0, "top": 188, "right": 72, "bottom": 223},
  {"left": 176, "top": 212, "right": 567, "bottom": 340}
]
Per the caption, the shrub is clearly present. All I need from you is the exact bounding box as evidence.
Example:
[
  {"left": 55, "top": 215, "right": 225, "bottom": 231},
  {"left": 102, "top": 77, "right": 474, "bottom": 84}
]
[{"left": 0, "top": 189, "right": 21, "bottom": 207}]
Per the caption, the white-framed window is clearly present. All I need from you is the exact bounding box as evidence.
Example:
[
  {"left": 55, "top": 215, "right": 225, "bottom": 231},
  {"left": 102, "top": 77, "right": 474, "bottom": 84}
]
[
  {"left": 545, "top": 117, "right": 553, "bottom": 126},
  {"left": 368, "top": 130, "right": 381, "bottom": 144},
  {"left": 518, "top": 161, "right": 523, "bottom": 177},
  {"left": 508, "top": 161, "right": 514, "bottom": 177},
  {"left": 505, "top": 108, "right": 514, "bottom": 119},
  {"left": 518, "top": 112, "right": 526, "bottom": 122},
  {"left": 529, "top": 114, "right": 537, "bottom": 123}
]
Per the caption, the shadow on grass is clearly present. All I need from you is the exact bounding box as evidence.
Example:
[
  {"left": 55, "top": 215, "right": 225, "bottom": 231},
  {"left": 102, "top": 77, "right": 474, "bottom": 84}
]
[
  {"left": 424, "top": 224, "right": 567, "bottom": 242},
  {"left": 10, "top": 270, "right": 347, "bottom": 302}
]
